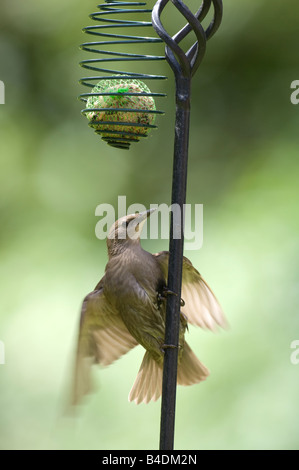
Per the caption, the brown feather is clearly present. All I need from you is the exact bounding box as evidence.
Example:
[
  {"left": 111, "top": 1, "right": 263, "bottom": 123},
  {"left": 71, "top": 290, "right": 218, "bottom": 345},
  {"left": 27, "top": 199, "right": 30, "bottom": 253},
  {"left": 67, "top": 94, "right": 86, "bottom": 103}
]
[{"left": 154, "top": 251, "right": 227, "bottom": 331}]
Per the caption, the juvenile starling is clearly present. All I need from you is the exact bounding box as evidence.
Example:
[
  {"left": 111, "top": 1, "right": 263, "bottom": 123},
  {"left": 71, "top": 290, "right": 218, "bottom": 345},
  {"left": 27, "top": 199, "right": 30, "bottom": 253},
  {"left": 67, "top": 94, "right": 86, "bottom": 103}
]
[{"left": 73, "top": 209, "right": 226, "bottom": 405}]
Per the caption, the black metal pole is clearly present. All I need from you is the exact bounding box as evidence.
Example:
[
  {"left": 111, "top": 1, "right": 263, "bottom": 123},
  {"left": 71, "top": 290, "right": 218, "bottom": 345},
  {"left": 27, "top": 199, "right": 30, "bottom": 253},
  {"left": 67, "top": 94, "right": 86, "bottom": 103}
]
[
  {"left": 152, "top": 0, "right": 223, "bottom": 451},
  {"left": 159, "top": 75, "right": 191, "bottom": 450}
]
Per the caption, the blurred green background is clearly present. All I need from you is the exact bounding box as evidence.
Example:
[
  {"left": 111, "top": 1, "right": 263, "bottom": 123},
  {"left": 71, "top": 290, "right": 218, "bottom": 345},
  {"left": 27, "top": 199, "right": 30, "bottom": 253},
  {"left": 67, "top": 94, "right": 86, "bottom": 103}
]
[{"left": 0, "top": 0, "right": 299, "bottom": 450}]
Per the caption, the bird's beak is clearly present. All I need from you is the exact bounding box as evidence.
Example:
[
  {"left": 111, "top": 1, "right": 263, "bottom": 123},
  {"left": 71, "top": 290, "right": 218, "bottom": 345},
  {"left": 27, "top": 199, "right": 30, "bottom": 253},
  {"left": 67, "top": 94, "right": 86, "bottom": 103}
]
[
  {"left": 129, "top": 208, "right": 156, "bottom": 239},
  {"left": 135, "top": 208, "right": 156, "bottom": 225}
]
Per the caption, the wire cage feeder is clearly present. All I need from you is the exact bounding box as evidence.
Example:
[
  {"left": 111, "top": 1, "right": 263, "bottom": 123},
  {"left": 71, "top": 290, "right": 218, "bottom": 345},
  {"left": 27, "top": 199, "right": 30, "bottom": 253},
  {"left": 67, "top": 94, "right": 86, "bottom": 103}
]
[{"left": 79, "top": 0, "right": 167, "bottom": 149}]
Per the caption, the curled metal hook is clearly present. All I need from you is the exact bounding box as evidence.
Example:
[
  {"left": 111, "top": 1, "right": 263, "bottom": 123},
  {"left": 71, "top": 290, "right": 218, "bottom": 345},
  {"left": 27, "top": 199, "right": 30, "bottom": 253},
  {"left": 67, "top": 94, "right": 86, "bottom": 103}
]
[{"left": 152, "top": 0, "right": 223, "bottom": 78}]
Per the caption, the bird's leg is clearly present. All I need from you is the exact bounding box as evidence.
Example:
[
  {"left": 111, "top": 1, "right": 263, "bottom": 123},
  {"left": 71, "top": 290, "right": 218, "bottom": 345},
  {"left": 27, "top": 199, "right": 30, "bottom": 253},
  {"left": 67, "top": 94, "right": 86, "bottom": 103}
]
[
  {"left": 160, "top": 343, "right": 182, "bottom": 352},
  {"left": 157, "top": 287, "right": 185, "bottom": 307},
  {"left": 155, "top": 334, "right": 181, "bottom": 354},
  {"left": 160, "top": 343, "right": 182, "bottom": 354}
]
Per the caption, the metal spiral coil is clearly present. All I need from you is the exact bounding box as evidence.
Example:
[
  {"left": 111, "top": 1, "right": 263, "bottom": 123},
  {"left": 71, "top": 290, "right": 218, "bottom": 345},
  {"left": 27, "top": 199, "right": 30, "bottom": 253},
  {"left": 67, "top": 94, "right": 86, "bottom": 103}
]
[{"left": 79, "top": 0, "right": 167, "bottom": 150}]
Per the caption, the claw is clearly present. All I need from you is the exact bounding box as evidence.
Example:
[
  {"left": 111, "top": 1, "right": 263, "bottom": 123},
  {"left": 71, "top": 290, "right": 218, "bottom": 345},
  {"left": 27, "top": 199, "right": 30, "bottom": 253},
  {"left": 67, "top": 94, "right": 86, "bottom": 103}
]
[
  {"left": 157, "top": 287, "right": 185, "bottom": 308},
  {"left": 162, "top": 288, "right": 178, "bottom": 297},
  {"left": 162, "top": 343, "right": 177, "bottom": 349},
  {"left": 160, "top": 343, "right": 182, "bottom": 353}
]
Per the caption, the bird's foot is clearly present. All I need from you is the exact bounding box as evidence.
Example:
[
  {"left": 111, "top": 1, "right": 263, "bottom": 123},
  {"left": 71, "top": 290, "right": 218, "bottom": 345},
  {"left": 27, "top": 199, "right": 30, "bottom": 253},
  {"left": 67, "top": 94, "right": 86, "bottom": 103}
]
[
  {"left": 160, "top": 343, "right": 182, "bottom": 354},
  {"left": 157, "top": 287, "right": 185, "bottom": 307}
]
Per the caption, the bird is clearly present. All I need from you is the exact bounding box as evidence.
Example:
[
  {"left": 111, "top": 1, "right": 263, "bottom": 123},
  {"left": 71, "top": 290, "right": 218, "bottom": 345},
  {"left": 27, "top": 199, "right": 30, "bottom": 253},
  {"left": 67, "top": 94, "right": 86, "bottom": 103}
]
[{"left": 72, "top": 209, "right": 227, "bottom": 405}]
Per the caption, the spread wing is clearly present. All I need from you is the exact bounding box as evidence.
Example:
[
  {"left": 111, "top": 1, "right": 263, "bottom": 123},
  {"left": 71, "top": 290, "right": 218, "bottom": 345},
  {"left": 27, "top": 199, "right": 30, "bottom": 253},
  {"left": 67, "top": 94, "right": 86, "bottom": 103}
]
[
  {"left": 153, "top": 251, "right": 227, "bottom": 331},
  {"left": 72, "top": 278, "right": 138, "bottom": 405}
]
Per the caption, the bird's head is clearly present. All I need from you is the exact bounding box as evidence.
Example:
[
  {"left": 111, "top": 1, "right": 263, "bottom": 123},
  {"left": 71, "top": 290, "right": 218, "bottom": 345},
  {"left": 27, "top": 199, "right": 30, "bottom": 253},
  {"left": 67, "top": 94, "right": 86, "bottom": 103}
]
[{"left": 107, "top": 208, "right": 155, "bottom": 256}]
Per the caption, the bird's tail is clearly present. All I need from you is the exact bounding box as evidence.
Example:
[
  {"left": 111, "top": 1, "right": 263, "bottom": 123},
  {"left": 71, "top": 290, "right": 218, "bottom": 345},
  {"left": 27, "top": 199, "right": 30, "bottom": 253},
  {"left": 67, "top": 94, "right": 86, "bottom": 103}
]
[
  {"left": 128, "top": 342, "right": 209, "bottom": 405},
  {"left": 177, "top": 342, "right": 210, "bottom": 386},
  {"left": 128, "top": 351, "right": 163, "bottom": 404}
]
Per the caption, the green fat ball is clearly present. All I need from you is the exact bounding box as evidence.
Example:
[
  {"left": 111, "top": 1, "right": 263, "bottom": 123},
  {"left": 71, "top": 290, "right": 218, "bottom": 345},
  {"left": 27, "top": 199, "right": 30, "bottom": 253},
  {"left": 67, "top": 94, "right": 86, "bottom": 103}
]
[{"left": 86, "top": 78, "right": 156, "bottom": 146}]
